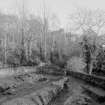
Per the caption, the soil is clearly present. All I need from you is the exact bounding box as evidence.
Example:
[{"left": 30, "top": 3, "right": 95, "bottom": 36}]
[{"left": 0, "top": 68, "right": 104, "bottom": 105}]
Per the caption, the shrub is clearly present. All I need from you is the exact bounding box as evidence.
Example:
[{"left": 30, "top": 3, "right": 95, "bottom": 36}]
[
  {"left": 6, "top": 49, "right": 21, "bottom": 67},
  {"left": 50, "top": 51, "right": 67, "bottom": 68},
  {"left": 66, "top": 57, "right": 86, "bottom": 73}
]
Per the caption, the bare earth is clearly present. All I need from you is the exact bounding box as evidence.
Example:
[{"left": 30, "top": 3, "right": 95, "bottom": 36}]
[{"left": 0, "top": 68, "right": 104, "bottom": 105}]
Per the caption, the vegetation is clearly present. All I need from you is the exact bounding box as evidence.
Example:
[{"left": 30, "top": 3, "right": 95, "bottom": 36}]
[
  {"left": 66, "top": 57, "right": 86, "bottom": 73},
  {"left": 0, "top": 1, "right": 105, "bottom": 105},
  {"left": 0, "top": 8, "right": 105, "bottom": 77}
]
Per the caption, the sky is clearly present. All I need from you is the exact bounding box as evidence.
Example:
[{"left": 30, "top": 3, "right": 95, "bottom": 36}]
[{"left": 0, "top": 0, "right": 105, "bottom": 30}]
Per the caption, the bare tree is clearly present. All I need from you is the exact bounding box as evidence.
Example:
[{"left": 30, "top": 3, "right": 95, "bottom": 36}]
[
  {"left": 69, "top": 8, "right": 105, "bottom": 35},
  {"left": 17, "top": 0, "right": 28, "bottom": 65},
  {"left": 4, "top": 23, "right": 9, "bottom": 65},
  {"left": 25, "top": 16, "right": 42, "bottom": 61},
  {"left": 39, "top": 0, "right": 49, "bottom": 62}
]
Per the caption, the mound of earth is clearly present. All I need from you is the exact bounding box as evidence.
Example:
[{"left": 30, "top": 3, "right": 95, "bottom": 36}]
[{"left": 1, "top": 85, "right": 62, "bottom": 105}]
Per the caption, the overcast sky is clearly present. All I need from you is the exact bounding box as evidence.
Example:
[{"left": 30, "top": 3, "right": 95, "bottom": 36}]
[{"left": 0, "top": 0, "right": 105, "bottom": 29}]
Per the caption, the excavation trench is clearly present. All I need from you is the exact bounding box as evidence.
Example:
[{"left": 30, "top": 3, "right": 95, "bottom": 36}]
[
  {"left": 49, "top": 77, "right": 105, "bottom": 105},
  {"left": 49, "top": 86, "right": 71, "bottom": 105},
  {"left": 0, "top": 70, "right": 105, "bottom": 105}
]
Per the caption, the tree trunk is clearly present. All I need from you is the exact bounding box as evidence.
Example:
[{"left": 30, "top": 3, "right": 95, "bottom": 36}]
[
  {"left": 27, "top": 40, "right": 31, "bottom": 61},
  {"left": 89, "top": 61, "right": 93, "bottom": 75}
]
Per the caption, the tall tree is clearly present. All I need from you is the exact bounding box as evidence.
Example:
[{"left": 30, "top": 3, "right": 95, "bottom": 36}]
[
  {"left": 81, "top": 33, "right": 98, "bottom": 74},
  {"left": 69, "top": 8, "right": 105, "bottom": 35}
]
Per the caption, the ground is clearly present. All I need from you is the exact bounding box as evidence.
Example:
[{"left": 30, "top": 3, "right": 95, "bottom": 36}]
[{"left": 0, "top": 67, "right": 104, "bottom": 105}]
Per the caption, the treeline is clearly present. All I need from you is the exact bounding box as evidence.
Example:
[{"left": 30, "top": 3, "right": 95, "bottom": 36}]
[
  {"left": 0, "top": 9, "right": 105, "bottom": 76},
  {"left": 0, "top": 13, "right": 80, "bottom": 68}
]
